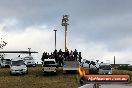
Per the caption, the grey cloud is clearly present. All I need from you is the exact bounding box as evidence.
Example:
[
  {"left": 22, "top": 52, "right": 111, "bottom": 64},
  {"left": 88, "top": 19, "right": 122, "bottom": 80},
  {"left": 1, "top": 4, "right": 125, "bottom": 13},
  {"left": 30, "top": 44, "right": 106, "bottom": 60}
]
[
  {"left": 0, "top": 0, "right": 132, "bottom": 26},
  {"left": 68, "top": 13, "right": 132, "bottom": 51},
  {"left": 0, "top": 0, "right": 132, "bottom": 52}
]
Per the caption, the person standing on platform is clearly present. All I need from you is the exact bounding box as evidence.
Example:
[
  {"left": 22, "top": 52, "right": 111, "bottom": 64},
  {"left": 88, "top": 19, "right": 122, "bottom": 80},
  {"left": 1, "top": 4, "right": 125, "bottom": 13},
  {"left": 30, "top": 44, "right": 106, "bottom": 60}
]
[
  {"left": 79, "top": 52, "right": 82, "bottom": 63},
  {"left": 54, "top": 49, "right": 58, "bottom": 65},
  {"left": 73, "top": 49, "right": 78, "bottom": 61}
]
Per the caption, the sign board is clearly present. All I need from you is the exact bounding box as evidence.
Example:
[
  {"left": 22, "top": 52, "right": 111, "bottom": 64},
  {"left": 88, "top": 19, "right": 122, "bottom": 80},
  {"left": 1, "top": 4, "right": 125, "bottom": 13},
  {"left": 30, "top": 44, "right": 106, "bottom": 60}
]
[{"left": 79, "top": 75, "right": 130, "bottom": 84}]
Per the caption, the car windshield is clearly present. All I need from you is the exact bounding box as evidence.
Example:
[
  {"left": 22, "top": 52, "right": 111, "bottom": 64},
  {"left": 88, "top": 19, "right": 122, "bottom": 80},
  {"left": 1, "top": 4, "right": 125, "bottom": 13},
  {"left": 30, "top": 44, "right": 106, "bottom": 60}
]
[
  {"left": 12, "top": 60, "right": 25, "bottom": 66},
  {"left": 99, "top": 65, "right": 112, "bottom": 70}
]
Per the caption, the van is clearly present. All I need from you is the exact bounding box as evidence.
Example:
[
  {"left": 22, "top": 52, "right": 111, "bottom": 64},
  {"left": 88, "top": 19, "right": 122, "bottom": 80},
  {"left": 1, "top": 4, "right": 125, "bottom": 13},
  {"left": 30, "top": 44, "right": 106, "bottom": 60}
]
[{"left": 10, "top": 57, "right": 28, "bottom": 75}]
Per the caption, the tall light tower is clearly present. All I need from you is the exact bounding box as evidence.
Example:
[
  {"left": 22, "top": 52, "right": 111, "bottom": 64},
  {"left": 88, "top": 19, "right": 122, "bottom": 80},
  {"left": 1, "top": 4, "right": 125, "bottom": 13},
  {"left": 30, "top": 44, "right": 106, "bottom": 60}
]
[
  {"left": 54, "top": 30, "right": 57, "bottom": 50},
  {"left": 61, "top": 15, "right": 69, "bottom": 52}
]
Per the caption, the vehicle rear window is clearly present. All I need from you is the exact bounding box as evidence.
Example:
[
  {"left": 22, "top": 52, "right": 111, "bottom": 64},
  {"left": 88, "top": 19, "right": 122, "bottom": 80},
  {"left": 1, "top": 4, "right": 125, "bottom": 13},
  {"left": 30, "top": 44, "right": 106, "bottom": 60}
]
[
  {"left": 44, "top": 61, "right": 55, "bottom": 65},
  {"left": 43, "top": 61, "right": 56, "bottom": 67}
]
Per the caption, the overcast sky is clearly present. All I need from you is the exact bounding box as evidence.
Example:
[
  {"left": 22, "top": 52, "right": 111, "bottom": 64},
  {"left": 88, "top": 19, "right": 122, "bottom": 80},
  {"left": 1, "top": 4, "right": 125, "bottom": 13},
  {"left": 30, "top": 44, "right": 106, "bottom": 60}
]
[{"left": 0, "top": 0, "right": 132, "bottom": 64}]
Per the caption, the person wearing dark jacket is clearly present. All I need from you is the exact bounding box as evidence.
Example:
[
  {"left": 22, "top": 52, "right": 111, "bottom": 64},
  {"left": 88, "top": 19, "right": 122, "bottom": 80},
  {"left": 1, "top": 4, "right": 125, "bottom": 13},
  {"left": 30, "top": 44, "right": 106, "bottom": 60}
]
[
  {"left": 73, "top": 49, "right": 78, "bottom": 61},
  {"left": 79, "top": 52, "right": 82, "bottom": 63},
  {"left": 41, "top": 52, "right": 45, "bottom": 61},
  {"left": 54, "top": 49, "right": 58, "bottom": 64}
]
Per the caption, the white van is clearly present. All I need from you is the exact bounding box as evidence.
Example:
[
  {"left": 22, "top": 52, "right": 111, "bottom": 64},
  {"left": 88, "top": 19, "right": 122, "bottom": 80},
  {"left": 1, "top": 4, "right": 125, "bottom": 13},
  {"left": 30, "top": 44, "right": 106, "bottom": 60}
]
[
  {"left": 42, "top": 59, "right": 57, "bottom": 74},
  {"left": 23, "top": 56, "right": 36, "bottom": 67},
  {"left": 98, "top": 63, "right": 112, "bottom": 74},
  {"left": 10, "top": 57, "right": 28, "bottom": 75}
]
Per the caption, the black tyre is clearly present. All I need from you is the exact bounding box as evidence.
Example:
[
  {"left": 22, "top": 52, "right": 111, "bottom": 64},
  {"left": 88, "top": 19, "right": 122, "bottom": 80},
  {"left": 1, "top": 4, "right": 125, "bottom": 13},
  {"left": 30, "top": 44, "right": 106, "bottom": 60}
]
[
  {"left": 79, "top": 76, "right": 87, "bottom": 85},
  {"left": 10, "top": 71, "right": 13, "bottom": 76},
  {"left": 26, "top": 70, "right": 28, "bottom": 74}
]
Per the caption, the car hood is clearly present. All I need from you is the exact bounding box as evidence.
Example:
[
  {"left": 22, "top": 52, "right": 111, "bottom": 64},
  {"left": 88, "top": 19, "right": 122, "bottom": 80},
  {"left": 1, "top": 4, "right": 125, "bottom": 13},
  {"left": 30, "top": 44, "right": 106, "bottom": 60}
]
[{"left": 11, "top": 65, "right": 27, "bottom": 70}]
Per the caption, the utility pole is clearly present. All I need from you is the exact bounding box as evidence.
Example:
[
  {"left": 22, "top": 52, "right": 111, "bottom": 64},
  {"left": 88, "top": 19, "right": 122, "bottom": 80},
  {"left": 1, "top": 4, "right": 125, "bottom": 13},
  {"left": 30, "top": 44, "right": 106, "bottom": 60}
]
[
  {"left": 28, "top": 48, "right": 31, "bottom": 56},
  {"left": 61, "top": 15, "right": 69, "bottom": 52},
  {"left": 54, "top": 30, "right": 57, "bottom": 50},
  {"left": 114, "top": 56, "right": 115, "bottom": 65}
]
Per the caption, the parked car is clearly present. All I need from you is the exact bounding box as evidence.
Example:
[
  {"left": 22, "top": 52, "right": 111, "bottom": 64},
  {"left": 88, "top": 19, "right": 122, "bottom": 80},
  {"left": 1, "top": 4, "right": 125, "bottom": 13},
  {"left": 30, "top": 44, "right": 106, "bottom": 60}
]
[
  {"left": 0, "top": 59, "right": 11, "bottom": 68},
  {"left": 10, "top": 57, "right": 28, "bottom": 75},
  {"left": 23, "top": 56, "right": 36, "bottom": 67}
]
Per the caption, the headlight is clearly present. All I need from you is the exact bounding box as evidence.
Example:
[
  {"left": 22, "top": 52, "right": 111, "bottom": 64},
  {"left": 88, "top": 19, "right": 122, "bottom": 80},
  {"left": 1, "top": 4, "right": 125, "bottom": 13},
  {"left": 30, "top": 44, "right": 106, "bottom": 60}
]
[
  {"left": 108, "top": 72, "right": 111, "bottom": 74},
  {"left": 23, "top": 68, "right": 27, "bottom": 70}
]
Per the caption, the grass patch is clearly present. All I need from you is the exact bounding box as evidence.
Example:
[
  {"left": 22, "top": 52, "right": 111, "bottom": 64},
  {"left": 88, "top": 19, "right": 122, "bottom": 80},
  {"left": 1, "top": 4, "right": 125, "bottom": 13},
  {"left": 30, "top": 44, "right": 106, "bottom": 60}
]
[
  {"left": 0, "top": 66, "right": 78, "bottom": 88},
  {"left": 1, "top": 66, "right": 132, "bottom": 88},
  {"left": 113, "top": 70, "right": 132, "bottom": 83}
]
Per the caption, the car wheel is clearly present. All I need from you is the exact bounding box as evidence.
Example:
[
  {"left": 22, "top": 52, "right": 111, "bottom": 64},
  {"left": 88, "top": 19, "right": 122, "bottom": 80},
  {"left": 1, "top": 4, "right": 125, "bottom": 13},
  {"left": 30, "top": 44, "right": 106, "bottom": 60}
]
[
  {"left": 10, "top": 71, "right": 13, "bottom": 76},
  {"left": 26, "top": 70, "right": 28, "bottom": 74},
  {"left": 33, "top": 64, "right": 36, "bottom": 67},
  {"left": 43, "top": 72, "right": 46, "bottom": 76}
]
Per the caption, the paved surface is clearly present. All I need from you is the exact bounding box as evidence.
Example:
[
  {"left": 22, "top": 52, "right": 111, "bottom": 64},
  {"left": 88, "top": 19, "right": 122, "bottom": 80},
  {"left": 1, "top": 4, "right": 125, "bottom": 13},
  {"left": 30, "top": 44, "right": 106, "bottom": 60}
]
[{"left": 79, "top": 84, "right": 132, "bottom": 88}]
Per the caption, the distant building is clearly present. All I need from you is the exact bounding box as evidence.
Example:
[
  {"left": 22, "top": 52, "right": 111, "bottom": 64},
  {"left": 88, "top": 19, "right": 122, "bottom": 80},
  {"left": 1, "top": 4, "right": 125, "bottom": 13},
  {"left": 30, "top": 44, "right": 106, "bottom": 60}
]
[{"left": 111, "top": 64, "right": 129, "bottom": 69}]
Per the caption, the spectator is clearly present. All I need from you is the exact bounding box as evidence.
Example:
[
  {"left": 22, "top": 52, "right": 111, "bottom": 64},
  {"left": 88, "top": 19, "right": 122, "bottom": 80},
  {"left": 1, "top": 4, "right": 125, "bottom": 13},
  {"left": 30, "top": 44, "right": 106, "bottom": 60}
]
[
  {"left": 58, "top": 49, "right": 62, "bottom": 55},
  {"left": 79, "top": 52, "right": 82, "bottom": 63},
  {"left": 66, "top": 49, "right": 69, "bottom": 61},
  {"left": 70, "top": 50, "right": 73, "bottom": 61},
  {"left": 58, "top": 54, "right": 62, "bottom": 67},
  {"left": 41, "top": 52, "right": 45, "bottom": 61},
  {"left": 73, "top": 49, "right": 78, "bottom": 61},
  {"left": 45, "top": 52, "right": 48, "bottom": 59},
  {"left": 54, "top": 49, "right": 58, "bottom": 64}
]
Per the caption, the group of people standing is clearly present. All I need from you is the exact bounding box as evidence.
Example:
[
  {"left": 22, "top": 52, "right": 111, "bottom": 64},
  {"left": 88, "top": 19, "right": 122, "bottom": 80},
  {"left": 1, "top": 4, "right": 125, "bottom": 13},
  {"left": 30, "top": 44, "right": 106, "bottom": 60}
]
[{"left": 41, "top": 49, "right": 82, "bottom": 67}]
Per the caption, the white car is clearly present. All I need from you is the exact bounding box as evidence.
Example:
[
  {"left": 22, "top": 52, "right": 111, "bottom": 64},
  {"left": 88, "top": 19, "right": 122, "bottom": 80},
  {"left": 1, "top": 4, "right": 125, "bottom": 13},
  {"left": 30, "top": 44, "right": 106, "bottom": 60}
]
[
  {"left": 23, "top": 56, "right": 36, "bottom": 67},
  {"left": 42, "top": 59, "right": 57, "bottom": 74},
  {"left": 0, "top": 59, "right": 11, "bottom": 68},
  {"left": 10, "top": 57, "right": 28, "bottom": 75}
]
